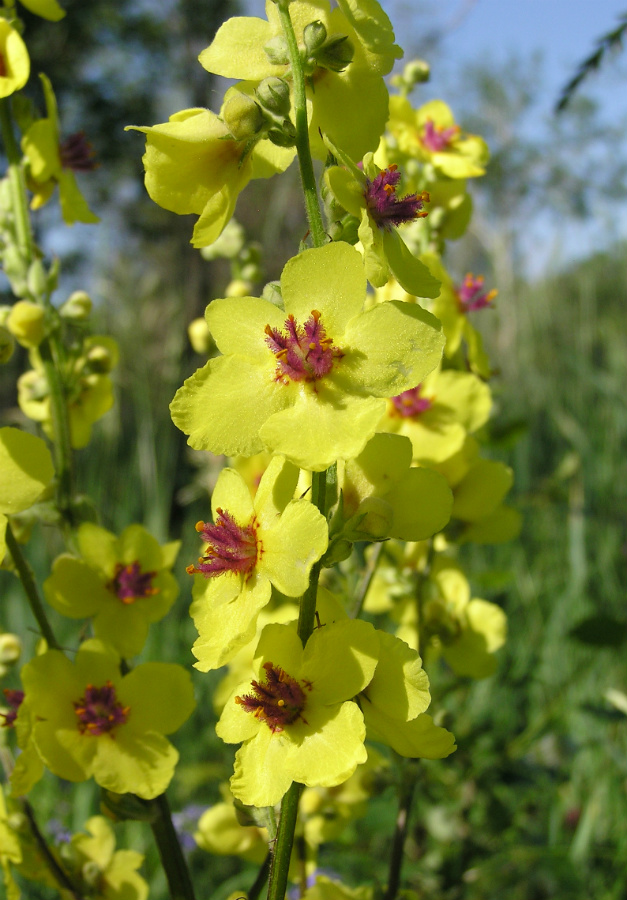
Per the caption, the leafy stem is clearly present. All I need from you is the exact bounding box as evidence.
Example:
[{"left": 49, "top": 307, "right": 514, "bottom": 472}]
[{"left": 275, "top": 0, "right": 326, "bottom": 249}]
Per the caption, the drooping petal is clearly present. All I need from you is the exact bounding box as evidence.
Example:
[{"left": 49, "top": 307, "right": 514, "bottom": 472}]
[
  {"left": 92, "top": 729, "right": 179, "bottom": 800},
  {"left": 364, "top": 708, "right": 456, "bottom": 759},
  {"left": 230, "top": 727, "right": 294, "bottom": 807},
  {"left": 382, "top": 230, "right": 441, "bottom": 298},
  {"left": 385, "top": 467, "right": 452, "bottom": 541},
  {"left": 0, "top": 427, "right": 54, "bottom": 514},
  {"left": 301, "top": 620, "right": 379, "bottom": 704},
  {"left": 362, "top": 631, "right": 429, "bottom": 721},
  {"left": 198, "top": 16, "right": 280, "bottom": 80}
]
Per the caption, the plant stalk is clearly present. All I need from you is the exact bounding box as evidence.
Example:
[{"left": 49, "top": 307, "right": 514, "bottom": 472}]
[
  {"left": 384, "top": 760, "right": 420, "bottom": 900},
  {"left": 276, "top": 0, "right": 326, "bottom": 249},
  {"left": 5, "top": 523, "right": 62, "bottom": 651},
  {"left": 149, "top": 793, "right": 197, "bottom": 900}
]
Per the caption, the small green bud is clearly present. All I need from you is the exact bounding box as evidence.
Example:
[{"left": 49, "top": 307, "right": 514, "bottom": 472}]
[
  {"left": 267, "top": 120, "right": 297, "bottom": 148},
  {"left": 188, "top": 317, "right": 213, "bottom": 355},
  {"left": 263, "top": 35, "right": 290, "bottom": 65},
  {"left": 101, "top": 790, "right": 157, "bottom": 823},
  {"left": 262, "top": 281, "right": 283, "bottom": 307},
  {"left": 27, "top": 259, "right": 47, "bottom": 299},
  {"left": 255, "top": 76, "right": 291, "bottom": 119},
  {"left": 3, "top": 245, "right": 29, "bottom": 297},
  {"left": 82, "top": 861, "right": 103, "bottom": 889},
  {"left": 60, "top": 290, "right": 92, "bottom": 321},
  {"left": 303, "top": 20, "right": 327, "bottom": 55},
  {"left": 200, "top": 219, "right": 246, "bottom": 261},
  {"left": 7, "top": 300, "right": 46, "bottom": 348},
  {"left": 321, "top": 537, "right": 353, "bottom": 567},
  {"left": 84, "top": 344, "right": 114, "bottom": 373},
  {"left": 0, "top": 325, "right": 15, "bottom": 363},
  {"left": 315, "top": 34, "right": 354, "bottom": 73},
  {"left": 346, "top": 497, "right": 393, "bottom": 540},
  {"left": 240, "top": 262, "right": 263, "bottom": 283},
  {"left": 222, "top": 92, "right": 265, "bottom": 142}
]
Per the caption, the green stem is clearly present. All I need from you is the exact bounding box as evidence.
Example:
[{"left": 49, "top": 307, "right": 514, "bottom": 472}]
[
  {"left": 276, "top": 0, "right": 326, "bottom": 249},
  {"left": 5, "top": 522, "right": 62, "bottom": 651},
  {"left": 22, "top": 798, "right": 85, "bottom": 900},
  {"left": 249, "top": 853, "right": 272, "bottom": 900},
  {"left": 267, "top": 471, "right": 326, "bottom": 900},
  {"left": 266, "top": 782, "right": 301, "bottom": 900},
  {"left": 383, "top": 759, "right": 419, "bottom": 900},
  {"left": 0, "top": 98, "right": 33, "bottom": 258},
  {"left": 149, "top": 793, "right": 197, "bottom": 900},
  {"left": 0, "top": 97, "right": 77, "bottom": 527}
]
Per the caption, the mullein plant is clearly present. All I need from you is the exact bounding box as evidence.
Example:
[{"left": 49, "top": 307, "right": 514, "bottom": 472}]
[{"left": 0, "top": 2, "right": 520, "bottom": 900}]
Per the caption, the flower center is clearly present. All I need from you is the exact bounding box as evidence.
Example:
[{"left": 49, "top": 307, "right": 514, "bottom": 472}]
[
  {"left": 1, "top": 689, "right": 24, "bottom": 728},
  {"left": 187, "top": 509, "right": 259, "bottom": 578},
  {"left": 74, "top": 681, "right": 129, "bottom": 736},
  {"left": 421, "top": 119, "right": 460, "bottom": 153},
  {"left": 390, "top": 385, "right": 433, "bottom": 418},
  {"left": 364, "top": 164, "right": 429, "bottom": 231},
  {"left": 235, "top": 662, "right": 311, "bottom": 733},
  {"left": 60, "top": 131, "right": 98, "bottom": 171},
  {"left": 456, "top": 273, "right": 497, "bottom": 313},
  {"left": 107, "top": 561, "right": 159, "bottom": 605},
  {"left": 265, "top": 310, "right": 342, "bottom": 383}
]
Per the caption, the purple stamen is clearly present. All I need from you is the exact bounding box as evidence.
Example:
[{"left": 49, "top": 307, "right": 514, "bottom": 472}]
[
  {"left": 456, "top": 273, "right": 497, "bottom": 312},
  {"left": 421, "top": 119, "right": 460, "bottom": 153},
  {"left": 1, "top": 689, "right": 24, "bottom": 728},
  {"left": 187, "top": 509, "right": 259, "bottom": 578},
  {"left": 364, "top": 165, "right": 429, "bottom": 231},
  {"left": 107, "top": 561, "right": 159, "bottom": 606},
  {"left": 236, "top": 662, "right": 311, "bottom": 733},
  {"left": 59, "top": 131, "right": 98, "bottom": 172},
  {"left": 265, "top": 310, "right": 342, "bottom": 383},
  {"left": 391, "top": 384, "right": 433, "bottom": 418},
  {"left": 74, "top": 681, "right": 129, "bottom": 736}
]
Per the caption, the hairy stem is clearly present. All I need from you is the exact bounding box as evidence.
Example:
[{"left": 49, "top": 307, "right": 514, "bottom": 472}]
[
  {"left": 22, "top": 799, "right": 85, "bottom": 900},
  {"left": 5, "top": 523, "right": 62, "bottom": 651},
  {"left": 266, "top": 782, "right": 301, "bottom": 900},
  {"left": 276, "top": 0, "right": 326, "bottom": 249}
]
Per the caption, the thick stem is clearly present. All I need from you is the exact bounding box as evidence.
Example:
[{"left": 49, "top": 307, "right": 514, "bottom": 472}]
[
  {"left": 22, "top": 799, "right": 85, "bottom": 900},
  {"left": 149, "top": 793, "right": 197, "bottom": 900},
  {"left": 249, "top": 853, "right": 272, "bottom": 900},
  {"left": 266, "top": 782, "right": 301, "bottom": 900},
  {"left": 275, "top": 0, "right": 326, "bottom": 249},
  {"left": 384, "top": 760, "right": 420, "bottom": 900},
  {"left": 5, "top": 522, "right": 62, "bottom": 651}
]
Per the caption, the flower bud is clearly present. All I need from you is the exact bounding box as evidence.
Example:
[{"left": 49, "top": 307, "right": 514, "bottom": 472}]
[
  {"left": 0, "top": 632, "right": 22, "bottom": 668},
  {"left": 84, "top": 344, "right": 114, "bottom": 373},
  {"left": 82, "top": 861, "right": 103, "bottom": 889},
  {"left": 7, "top": 300, "right": 46, "bottom": 347},
  {"left": 225, "top": 279, "right": 253, "bottom": 298},
  {"left": 0, "top": 325, "right": 15, "bottom": 363},
  {"left": 315, "top": 35, "right": 354, "bottom": 73},
  {"left": 303, "top": 20, "right": 327, "bottom": 55},
  {"left": 263, "top": 35, "right": 290, "bottom": 65},
  {"left": 27, "top": 259, "right": 47, "bottom": 299},
  {"left": 60, "top": 290, "right": 92, "bottom": 321},
  {"left": 262, "top": 281, "right": 283, "bottom": 307},
  {"left": 200, "top": 219, "right": 246, "bottom": 261},
  {"left": 255, "top": 77, "right": 291, "bottom": 119},
  {"left": 222, "top": 92, "right": 265, "bottom": 142},
  {"left": 188, "top": 317, "right": 213, "bottom": 355},
  {"left": 346, "top": 497, "right": 393, "bottom": 540},
  {"left": 267, "top": 120, "right": 297, "bottom": 148}
]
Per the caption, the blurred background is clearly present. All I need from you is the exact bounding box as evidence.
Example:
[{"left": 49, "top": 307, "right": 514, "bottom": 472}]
[{"left": 1, "top": 1, "right": 626, "bottom": 897}]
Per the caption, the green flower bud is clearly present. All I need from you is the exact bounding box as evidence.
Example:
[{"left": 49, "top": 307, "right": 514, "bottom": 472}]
[
  {"left": 267, "top": 120, "right": 297, "bottom": 148},
  {"left": 222, "top": 92, "right": 265, "bottom": 142},
  {"left": 239, "top": 262, "right": 263, "bottom": 283},
  {"left": 321, "top": 537, "right": 353, "bottom": 567},
  {"left": 188, "top": 317, "right": 213, "bottom": 355},
  {"left": 261, "top": 281, "right": 283, "bottom": 307},
  {"left": 2, "top": 245, "right": 29, "bottom": 297},
  {"left": 263, "top": 35, "right": 290, "bottom": 65},
  {"left": 255, "top": 76, "right": 291, "bottom": 119},
  {"left": 101, "top": 790, "right": 157, "bottom": 823},
  {"left": 82, "top": 861, "right": 103, "bottom": 889},
  {"left": 27, "top": 259, "right": 47, "bottom": 299},
  {"left": 315, "top": 34, "right": 354, "bottom": 73},
  {"left": 200, "top": 219, "right": 246, "bottom": 261},
  {"left": 60, "top": 290, "right": 92, "bottom": 321},
  {"left": 84, "top": 344, "right": 114, "bottom": 374},
  {"left": 225, "top": 278, "right": 253, "bottom": 298},
  {"left": 0, "top": 633, "right": 22, "bottom": 667},
  {"left": 303, "top": 20, "right": 327, "bottom": 55},
  {"left": 7, "top": 300, "right": 46, "bottom": 348},
  {"left": 0, "top": 325, "right": 15, "bottom": 363},
  {"left": 346, "top": 497, "right": 393, "bottom": 540}
]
